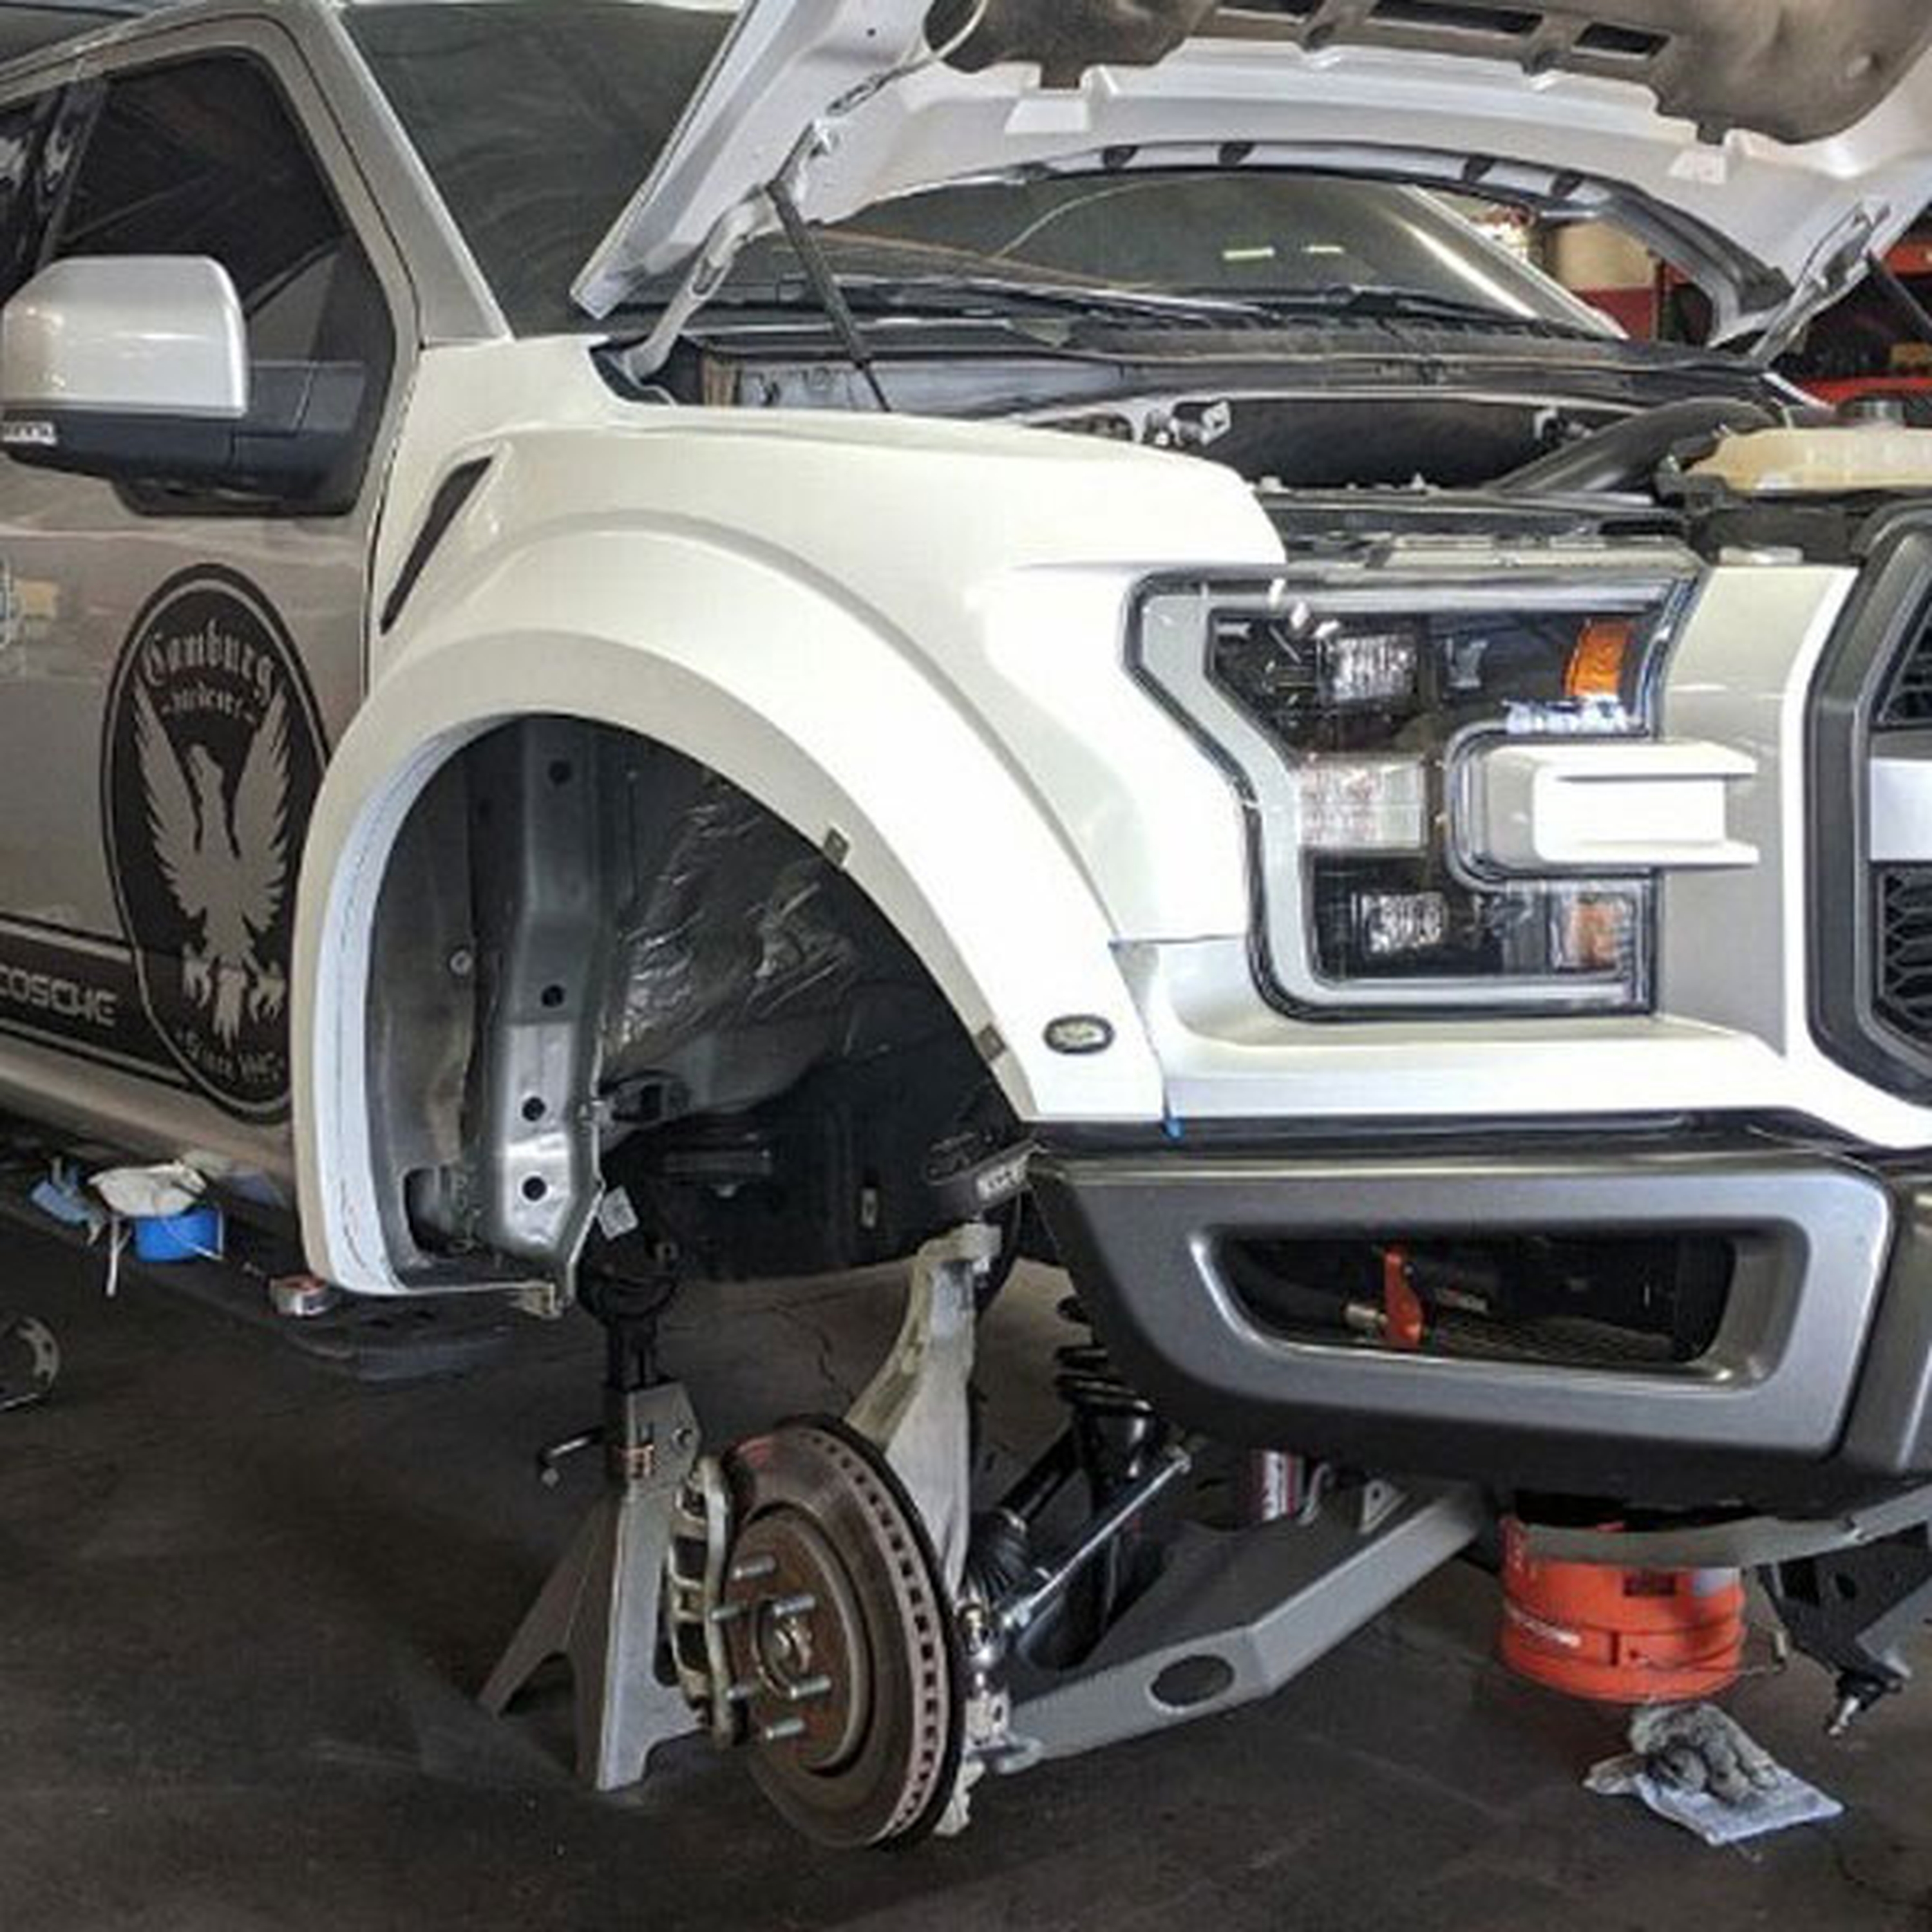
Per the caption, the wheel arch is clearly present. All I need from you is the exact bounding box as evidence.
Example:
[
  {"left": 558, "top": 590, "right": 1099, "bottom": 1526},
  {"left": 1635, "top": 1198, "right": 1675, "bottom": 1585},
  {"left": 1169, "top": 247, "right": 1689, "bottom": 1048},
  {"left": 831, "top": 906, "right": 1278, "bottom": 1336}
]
[{"left": 294, "top": 608, "right": 1162, "bottom": 1293}]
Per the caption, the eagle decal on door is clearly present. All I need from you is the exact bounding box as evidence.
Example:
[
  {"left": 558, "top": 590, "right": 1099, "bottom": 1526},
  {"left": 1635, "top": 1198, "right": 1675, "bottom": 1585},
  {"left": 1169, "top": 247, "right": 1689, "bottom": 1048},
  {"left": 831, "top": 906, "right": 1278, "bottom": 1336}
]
[
  {"left": 133, "top": 677, "right": 292, "bottom": 1046},
  {"left": 102, "top": 569, "right": 326, "bottom": 1121}
]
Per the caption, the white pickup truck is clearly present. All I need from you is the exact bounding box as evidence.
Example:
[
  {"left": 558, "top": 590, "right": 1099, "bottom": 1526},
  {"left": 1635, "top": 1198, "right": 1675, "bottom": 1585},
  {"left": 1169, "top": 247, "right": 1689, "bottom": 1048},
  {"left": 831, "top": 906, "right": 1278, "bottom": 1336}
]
[{"left": 7, "top": 0, "right": 1932, "bottom": 1847}]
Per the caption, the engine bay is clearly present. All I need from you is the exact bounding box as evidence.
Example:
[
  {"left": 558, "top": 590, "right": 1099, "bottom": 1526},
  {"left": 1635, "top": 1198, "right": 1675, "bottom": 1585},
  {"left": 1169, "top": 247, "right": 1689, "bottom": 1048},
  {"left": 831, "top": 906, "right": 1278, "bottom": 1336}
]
[{"left": 661, "top": 321, "right": 1932, "bottom": 567}]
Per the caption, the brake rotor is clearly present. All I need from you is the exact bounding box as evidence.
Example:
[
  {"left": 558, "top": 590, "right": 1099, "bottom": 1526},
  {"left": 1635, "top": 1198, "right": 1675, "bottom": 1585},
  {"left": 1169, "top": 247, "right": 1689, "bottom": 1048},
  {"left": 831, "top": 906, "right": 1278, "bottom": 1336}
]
[
  {"left": 717, "top": 1420, "right": 960, "bottom": 1848},
  {"left": 0, "top": 1314, "right": 59, "bottom": 1414}
]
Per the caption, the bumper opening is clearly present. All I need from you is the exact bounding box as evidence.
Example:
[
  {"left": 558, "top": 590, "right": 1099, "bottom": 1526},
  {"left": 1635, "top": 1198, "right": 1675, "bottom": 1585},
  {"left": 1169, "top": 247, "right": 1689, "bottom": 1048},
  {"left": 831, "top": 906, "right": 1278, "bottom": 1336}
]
[
  {"left": 1032, "top": 1142, "right": 1909, "bottom": 1510},
  {"left": 1224, "top": 1233, "right": 1735, "bottom": 1372}
]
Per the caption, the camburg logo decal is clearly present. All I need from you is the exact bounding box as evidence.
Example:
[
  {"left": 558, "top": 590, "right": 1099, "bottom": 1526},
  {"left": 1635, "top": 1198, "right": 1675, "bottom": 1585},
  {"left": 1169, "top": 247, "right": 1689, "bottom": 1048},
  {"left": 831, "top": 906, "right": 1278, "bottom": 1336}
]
[{"left": 103, "top": 569, "right": 327, "bottom": 1119}]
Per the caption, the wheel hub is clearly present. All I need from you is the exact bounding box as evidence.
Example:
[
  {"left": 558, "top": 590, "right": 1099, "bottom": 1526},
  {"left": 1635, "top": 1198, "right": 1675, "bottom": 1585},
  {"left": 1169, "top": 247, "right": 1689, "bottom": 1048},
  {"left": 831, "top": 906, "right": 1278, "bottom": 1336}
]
[
  {"left": 716, "top": 1421, "right": 960, "bottom": 1848},
  {"left": 722, "top": 1507, "right": 867, "bottom": 1771}
]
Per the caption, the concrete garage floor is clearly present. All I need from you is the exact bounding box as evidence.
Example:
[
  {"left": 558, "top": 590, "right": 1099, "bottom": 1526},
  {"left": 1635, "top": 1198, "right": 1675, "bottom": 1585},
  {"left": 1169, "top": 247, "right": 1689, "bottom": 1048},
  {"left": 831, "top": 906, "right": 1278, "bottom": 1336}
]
[{"left": 4, "top": 1231, "right": 1931, "bottom": 1932}]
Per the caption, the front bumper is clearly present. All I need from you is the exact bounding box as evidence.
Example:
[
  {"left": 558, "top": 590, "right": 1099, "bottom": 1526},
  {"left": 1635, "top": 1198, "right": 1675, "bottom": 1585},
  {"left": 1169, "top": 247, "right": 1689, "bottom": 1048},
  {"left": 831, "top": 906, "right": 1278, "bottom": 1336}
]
[{"left": 1032, "top": 1137, "right": 1932, "bottom": 1513}]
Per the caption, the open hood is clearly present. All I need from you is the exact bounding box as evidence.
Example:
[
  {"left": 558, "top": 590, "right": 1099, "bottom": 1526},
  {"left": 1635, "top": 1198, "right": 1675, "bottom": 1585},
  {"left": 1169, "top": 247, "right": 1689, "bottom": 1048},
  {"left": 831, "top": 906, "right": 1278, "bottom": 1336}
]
[{"left": 576, "top": 1, "right": 1932, "bottom": 354}]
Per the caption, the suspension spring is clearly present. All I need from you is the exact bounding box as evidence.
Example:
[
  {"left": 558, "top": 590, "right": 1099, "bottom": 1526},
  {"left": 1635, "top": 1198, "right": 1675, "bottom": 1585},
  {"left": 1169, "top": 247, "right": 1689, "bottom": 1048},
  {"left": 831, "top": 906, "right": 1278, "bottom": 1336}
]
[{"left": 1053, "top": 1298, "right": 1161, "bottom": 1499}]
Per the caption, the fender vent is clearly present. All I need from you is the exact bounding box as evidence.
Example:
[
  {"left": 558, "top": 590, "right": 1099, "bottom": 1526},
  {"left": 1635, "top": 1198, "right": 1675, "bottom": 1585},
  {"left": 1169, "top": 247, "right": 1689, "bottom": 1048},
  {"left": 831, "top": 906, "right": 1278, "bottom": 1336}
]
[{"left": 379, "top": 457, "right": 493, "bottom": 634}]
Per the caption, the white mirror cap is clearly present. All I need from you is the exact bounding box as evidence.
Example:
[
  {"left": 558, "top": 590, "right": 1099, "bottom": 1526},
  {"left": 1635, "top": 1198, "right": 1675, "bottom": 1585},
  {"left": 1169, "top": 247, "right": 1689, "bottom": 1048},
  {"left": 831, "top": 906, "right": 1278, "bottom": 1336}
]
[{"left": 1, "top": 256, "right": 247, "bottom": 420}]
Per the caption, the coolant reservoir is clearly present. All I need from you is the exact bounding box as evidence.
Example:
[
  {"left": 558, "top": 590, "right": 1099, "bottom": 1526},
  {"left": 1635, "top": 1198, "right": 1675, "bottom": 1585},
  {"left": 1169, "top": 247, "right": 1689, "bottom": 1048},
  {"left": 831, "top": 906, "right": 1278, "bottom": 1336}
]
[{"left": 1689, "top": 424, "right": 1932, "bottom": 495}]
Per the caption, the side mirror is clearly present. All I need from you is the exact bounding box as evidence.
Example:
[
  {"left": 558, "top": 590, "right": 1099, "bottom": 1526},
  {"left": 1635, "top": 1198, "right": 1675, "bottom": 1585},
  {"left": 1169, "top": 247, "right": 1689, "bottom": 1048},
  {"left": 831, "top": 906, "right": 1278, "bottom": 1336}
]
[{"left": 0, "top": 256, "right": 365, "bottom": 506}]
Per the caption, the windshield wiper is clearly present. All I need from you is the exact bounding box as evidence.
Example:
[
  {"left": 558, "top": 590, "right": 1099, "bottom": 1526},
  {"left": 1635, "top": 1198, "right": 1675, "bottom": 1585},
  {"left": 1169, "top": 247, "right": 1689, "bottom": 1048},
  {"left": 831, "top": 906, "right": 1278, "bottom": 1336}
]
[
  {"left": 1216, "top": 284, "right": 1595, "bottom": 335},
  {"left": 723, "top": 274, "right": 1586, "bottom": 337},
  {"left": 822, "top": 274, "right": 1280, "bottom": 328},
  {"left": 620, "top": 264, "right": 1270, "bottom": 376}
]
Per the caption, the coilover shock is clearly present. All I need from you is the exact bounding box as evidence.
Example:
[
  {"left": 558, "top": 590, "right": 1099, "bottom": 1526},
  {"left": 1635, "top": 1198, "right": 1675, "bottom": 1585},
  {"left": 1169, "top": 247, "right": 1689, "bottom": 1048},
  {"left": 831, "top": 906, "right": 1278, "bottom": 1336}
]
[
  {"left": 966, "top": 1298, "right": 1174, "bottom": 1660},
  {"left": 1052, "top": 1298, "right": 1170, "bottom": 1633}
]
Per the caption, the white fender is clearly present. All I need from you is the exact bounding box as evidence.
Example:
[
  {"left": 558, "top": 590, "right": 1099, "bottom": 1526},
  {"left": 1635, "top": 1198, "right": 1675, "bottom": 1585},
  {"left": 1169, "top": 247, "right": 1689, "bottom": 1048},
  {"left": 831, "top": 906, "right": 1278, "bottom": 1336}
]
[
  {"left": 295, "top": 341, "right": 1285, "bottom": 1291},
  {"left": 294, "top": 529, "right": 1172, "bottom": 1291}
]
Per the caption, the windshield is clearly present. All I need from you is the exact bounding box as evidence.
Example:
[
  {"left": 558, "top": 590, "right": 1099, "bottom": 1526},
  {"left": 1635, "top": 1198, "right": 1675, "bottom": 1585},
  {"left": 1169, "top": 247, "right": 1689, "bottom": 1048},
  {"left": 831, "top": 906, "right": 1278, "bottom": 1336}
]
[
  {"left": 349, "top": 1, "right": 1608, "bottom": 340},
  {"left": 723, "top": 175, "right": 1607, "bottom": 331},
  {"left": 348, "top": 1, "right": 737, "bottom": 333}
]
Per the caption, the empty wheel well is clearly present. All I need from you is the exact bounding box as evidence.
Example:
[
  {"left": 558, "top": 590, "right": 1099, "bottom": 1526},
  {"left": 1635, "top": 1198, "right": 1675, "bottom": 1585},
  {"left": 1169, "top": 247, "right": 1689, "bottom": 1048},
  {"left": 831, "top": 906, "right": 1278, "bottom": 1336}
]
[{"left": 363, "top": 717, "right": 1017, "bottom": 1291}]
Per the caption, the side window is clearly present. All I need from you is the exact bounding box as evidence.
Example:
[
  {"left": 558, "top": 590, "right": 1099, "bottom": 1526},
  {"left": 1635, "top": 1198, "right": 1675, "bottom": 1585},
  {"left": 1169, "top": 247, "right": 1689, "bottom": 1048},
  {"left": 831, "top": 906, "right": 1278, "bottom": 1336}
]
[
  {"left": 48, "top": 53, "right": 395, "bottom": 505},
  {"left": 0, "top": 90, "right": 55, "bottom": 302}
]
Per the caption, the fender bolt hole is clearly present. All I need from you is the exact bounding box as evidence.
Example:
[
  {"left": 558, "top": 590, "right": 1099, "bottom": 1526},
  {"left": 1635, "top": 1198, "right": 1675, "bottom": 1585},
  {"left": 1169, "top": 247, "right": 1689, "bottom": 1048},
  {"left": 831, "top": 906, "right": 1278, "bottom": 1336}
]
[
  {"left": 540, "top": 985, "right": 566, "bottom": 1009},
  {"left": 521, "top": 1097, "right": 546, "bottom": 1123},
  {"left": 522, "top": 1177, "right": 549, "bottom": 1204},
  {"left": 547, "top": 759, "right": 574, "bottom": 786}
]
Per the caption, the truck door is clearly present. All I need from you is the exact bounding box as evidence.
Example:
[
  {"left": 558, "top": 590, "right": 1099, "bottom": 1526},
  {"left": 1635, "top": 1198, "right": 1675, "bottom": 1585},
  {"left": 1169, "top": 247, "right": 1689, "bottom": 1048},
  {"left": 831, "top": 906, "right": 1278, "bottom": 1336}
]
[{"left": 0, "top": 33, "right": 409, "bottom": 1175}]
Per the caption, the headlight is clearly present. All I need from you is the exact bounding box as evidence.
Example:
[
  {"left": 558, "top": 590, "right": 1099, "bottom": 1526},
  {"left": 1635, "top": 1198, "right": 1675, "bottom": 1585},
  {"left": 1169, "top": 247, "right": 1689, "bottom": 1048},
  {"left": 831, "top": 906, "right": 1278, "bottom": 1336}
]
[{"left": 1133, "top": 565, "right": 1698, "bottom": 1016}]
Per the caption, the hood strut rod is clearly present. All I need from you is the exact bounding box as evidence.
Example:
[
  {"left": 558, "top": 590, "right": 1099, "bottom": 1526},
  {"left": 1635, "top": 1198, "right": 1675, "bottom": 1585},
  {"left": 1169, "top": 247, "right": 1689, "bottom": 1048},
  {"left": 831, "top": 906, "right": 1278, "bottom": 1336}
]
[{"left": 767, "top": 178, "right": 893, "bottom": 413}]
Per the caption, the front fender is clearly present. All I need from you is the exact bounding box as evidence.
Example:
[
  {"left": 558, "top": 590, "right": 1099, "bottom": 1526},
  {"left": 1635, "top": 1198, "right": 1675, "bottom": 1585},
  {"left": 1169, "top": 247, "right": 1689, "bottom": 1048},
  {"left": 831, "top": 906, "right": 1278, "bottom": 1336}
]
[{"left": 294, "top": 526, "right": 1167, "bottom": 1290}]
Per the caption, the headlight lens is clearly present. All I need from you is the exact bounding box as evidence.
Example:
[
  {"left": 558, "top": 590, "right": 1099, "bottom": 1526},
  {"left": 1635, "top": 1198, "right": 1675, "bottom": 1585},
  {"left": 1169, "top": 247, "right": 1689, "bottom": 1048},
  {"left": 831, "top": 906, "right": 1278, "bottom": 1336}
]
[{"left": 1135, "top": 571, "right": 1695, "bottom": 1016}]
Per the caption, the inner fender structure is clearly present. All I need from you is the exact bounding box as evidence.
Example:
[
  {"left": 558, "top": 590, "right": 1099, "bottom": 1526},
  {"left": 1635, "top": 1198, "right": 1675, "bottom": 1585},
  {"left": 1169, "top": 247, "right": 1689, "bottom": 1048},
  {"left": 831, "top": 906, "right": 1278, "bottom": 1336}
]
[{"left": 365, "top": 720, "right": 1013, "bottom": 1294}]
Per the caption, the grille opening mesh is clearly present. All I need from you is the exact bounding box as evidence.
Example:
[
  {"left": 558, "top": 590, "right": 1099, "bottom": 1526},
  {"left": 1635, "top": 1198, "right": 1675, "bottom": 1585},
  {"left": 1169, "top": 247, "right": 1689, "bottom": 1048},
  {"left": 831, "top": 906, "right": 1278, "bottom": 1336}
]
[
  {"left": 1878, "top": 867, "right": 1932, "bottom": 1042},
  {"left": 1878, "top": 609, "right": 1932, "bottom": 728}
]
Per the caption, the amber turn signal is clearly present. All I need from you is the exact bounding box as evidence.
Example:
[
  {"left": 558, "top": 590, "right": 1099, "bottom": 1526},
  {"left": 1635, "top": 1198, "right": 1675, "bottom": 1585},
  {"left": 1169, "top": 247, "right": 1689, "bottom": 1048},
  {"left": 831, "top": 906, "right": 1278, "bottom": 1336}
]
[{"left": 1565, "top": 618, "right": 1636, "bottom": 701}]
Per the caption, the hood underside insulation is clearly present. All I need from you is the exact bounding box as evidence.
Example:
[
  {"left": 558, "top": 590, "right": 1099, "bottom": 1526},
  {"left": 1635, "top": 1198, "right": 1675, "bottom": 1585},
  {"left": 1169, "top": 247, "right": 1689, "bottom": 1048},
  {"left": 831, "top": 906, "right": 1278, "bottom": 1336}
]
[{"left": 929, "top": 0, "right": 1932, "bottom": 145}]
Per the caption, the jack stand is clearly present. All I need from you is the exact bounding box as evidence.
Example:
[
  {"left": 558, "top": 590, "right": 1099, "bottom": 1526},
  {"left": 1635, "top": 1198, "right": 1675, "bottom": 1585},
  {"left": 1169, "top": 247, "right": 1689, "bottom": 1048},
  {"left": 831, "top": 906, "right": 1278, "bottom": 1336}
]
[{"left": 481, "top": 1287, "right": 699, "bottom": 1791}]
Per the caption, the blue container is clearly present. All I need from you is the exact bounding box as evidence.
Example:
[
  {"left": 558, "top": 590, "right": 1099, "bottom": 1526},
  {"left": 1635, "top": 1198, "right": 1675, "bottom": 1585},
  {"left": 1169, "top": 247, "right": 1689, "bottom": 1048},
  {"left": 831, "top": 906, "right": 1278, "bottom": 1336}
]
[{"left": 133, "top": 1206, "right": 223, "bottom": 1265}]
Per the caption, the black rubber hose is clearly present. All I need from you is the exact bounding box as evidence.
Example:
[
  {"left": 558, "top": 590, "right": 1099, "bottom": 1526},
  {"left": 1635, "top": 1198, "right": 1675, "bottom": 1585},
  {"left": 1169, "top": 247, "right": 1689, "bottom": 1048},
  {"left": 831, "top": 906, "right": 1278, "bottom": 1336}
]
[{"left": 1495, "top": 396, "right": 1779, "bottom": 497}]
